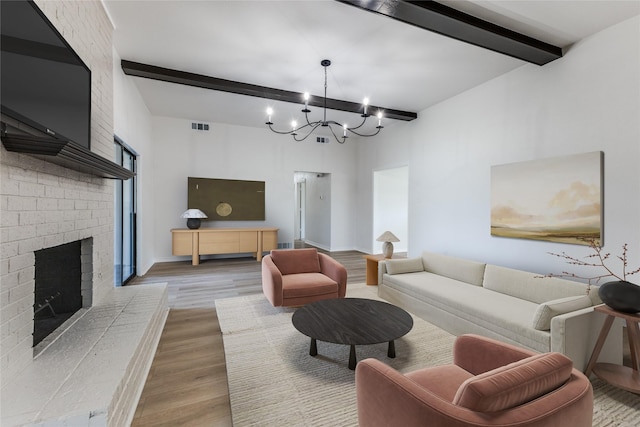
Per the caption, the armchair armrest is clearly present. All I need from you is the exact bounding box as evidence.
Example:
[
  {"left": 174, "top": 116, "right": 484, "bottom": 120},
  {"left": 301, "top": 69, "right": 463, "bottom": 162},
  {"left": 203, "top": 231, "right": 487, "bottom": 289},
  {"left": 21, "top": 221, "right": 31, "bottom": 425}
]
[
  {"left": 356, "top": 358, "right": 457, "bottom": 427},
  {"left": 261, "top": 255, "right": 283, "bottom": 306},
  {"left": 318, "top": 253, "right": 347, "bottom": 297},
  {"left": 453, "top": 334, "right": 537, "bottom": 375},
  {"left": 356, "top": 358, "right": 505, "bottom": 427}
]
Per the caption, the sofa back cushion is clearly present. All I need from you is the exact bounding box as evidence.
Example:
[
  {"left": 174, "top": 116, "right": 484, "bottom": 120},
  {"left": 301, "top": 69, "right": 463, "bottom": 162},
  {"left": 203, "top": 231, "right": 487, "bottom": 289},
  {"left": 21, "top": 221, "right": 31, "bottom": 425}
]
[
  {"left": 421, "top": 251, "right": 486, "bottom": 286},
  {"left": 483, "top": 264, "right": 590, "bottom": 304},
  {"left": 385, "top": 257, "right": 424, "bottom": 275},
  {"left": 270, "top": 248, "right": 320, "bottom": 275},
  {"left": 453, "top": 352, "right": 574, "bottom": 412}
]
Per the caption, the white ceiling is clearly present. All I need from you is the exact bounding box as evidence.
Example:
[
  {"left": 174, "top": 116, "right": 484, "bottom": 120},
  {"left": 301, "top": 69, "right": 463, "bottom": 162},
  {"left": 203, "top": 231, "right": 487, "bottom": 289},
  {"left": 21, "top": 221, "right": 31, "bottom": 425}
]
[{"left": 104, "top": 0, "right": 640, "bottom": 133}]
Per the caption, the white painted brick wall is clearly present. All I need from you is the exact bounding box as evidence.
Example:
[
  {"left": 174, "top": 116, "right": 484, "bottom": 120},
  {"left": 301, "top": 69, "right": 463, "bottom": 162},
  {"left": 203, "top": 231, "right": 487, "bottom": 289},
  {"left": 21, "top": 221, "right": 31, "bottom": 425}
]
[{"left": 0, "top": 0, "right": 116, "bottom": 388}]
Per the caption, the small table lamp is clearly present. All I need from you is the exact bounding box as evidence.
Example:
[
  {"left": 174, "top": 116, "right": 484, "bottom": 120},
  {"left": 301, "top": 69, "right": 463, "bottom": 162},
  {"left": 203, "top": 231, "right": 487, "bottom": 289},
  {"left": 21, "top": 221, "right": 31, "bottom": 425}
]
[
  {"left": 181, "top": 209, "right": 208, "bottom": 229},
  {"left": 377, "top": 231, "right": 400, "bottom": 259}
]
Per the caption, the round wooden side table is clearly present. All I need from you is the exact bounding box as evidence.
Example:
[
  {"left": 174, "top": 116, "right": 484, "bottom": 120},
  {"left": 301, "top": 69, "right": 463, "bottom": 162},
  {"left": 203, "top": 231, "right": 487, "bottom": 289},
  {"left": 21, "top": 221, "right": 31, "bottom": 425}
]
[{"left": 584, "top": 304, "right": 640, "bottom": 394}]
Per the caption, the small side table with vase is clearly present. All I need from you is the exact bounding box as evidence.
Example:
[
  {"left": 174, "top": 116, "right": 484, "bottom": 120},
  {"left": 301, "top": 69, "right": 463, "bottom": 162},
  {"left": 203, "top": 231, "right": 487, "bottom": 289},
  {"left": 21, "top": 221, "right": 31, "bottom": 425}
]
[{"left": 584, "top": 304, "right": 640, "bottom": 394}]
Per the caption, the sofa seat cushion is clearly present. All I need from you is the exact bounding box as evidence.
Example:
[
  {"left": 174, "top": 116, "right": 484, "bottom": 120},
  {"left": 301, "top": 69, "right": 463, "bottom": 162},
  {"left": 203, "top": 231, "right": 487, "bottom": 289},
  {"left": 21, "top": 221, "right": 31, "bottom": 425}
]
[
  {"left": 282, "top": 273, "right": 338, "bottom": 298},
  {"left": 383, "top": 272, "right": 550, "bottom": 351},
  {"left": 406, "top": 364, "right": 473, "bottom": 402}
]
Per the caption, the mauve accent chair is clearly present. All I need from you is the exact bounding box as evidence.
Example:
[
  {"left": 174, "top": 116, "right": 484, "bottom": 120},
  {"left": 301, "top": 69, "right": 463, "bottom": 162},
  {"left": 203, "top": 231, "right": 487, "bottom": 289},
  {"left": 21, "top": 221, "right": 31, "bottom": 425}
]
[
  {"left": 356, "top": 334, "right": 593, "bottom": 427},
  {"left": 261, "top": 248, "right": 347, "bottom": 307}
]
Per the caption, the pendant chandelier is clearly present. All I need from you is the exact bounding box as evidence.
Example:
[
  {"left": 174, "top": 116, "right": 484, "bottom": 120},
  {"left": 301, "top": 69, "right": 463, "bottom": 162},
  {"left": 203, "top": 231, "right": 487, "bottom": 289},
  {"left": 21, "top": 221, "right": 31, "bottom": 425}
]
[{"left": 265, "top": 59, "right": 383, "bottom": 144}]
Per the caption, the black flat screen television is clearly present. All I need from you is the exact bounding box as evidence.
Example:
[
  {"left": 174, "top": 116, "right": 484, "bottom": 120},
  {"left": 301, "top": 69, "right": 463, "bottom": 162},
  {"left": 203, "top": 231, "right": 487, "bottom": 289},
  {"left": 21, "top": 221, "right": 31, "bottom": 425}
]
[{"left": 1, "top": 0, "right": 91, "bottom": 150}]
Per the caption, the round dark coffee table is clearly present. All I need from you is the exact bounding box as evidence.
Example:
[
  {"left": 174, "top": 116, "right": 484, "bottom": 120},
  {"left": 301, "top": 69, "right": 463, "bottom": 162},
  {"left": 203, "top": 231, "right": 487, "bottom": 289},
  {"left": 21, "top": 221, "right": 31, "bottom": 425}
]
[{"left": 291, "top": 298, "right": 414, "bottom": 370}]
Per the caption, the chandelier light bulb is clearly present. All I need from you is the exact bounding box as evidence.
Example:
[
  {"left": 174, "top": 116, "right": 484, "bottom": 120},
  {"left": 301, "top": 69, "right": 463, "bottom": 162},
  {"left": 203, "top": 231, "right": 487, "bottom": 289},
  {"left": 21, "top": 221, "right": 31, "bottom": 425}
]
[
  {"left": 302, "top": 92, "right": 311, "bottom": 113},
  {"left": 266, "top": 107, "right": 273, "bottom": 124},
  {"left": 377, "top": 111, "right": 383, "bottom": 127},
  {"left": 291, "top": 120, "right": 297, "bottom": 130},
  {"left": 343, "top": 123, "right": 347, "bottom": 137},
  {"left": 363, "top": 97, "right": 369, "bottom": 115}
]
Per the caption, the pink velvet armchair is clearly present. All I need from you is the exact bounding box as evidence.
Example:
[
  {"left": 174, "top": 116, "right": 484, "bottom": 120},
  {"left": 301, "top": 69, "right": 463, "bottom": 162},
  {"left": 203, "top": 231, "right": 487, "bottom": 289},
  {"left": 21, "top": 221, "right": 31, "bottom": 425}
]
[
  {"left": 261, "top": 248, "right": 347, "bottom": 307},
  {"left": 356, "top": 334, "right": 593, "bottom": 427}
]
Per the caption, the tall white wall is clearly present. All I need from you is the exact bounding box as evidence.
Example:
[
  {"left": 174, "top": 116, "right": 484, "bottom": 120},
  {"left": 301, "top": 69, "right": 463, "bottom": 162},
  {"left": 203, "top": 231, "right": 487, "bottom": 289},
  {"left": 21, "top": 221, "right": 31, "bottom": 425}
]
[
  {"left": 112, "top": 50, "right": 155, "bottom": 275},
  {"left": 373, "top": 166, "right": 409, "bottom": 254},
  {"left": 357, "top": 16, "right": 640, "bottom": 278},
  {"left": 150, "top": 117, "right": 358, "bottom": 261}
]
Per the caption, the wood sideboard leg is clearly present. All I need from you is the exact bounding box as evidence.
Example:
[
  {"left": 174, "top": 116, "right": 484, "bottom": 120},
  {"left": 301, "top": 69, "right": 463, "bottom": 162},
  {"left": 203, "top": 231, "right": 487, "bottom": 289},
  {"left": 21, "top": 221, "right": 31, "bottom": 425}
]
[
  {"left": 192, "top": 232, "right": 200, "bottom": 266},
  {"left": 584, "top": 314, "right": 615, "bottom": 376},
  {"left": 256, "top": 231, "right": 264, "bottom": 262}
]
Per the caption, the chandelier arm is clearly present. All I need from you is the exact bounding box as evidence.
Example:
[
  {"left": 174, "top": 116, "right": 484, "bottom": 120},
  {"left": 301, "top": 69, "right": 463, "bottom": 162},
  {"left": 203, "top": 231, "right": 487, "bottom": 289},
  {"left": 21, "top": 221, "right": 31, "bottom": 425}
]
[
  {"left": 292, "top": 123, "right": 324, "bottom": 142},
  {"left": 267, "top": 123, "right": 304, "bottom": 135},
  {"left": 304, "top": 109, "right": 316, "bottom": 126},
  {"left": 347, "top": 125, "right": 384, "bottom": 138},
  {"left": 328, "top": 124, "right": 347, "bottom": 144},
  {"left": 293, "top": 121, "right": 322, "bottom": 134},
  {"left": 345, "top": 115, "right": 369, "bottom": 131}
]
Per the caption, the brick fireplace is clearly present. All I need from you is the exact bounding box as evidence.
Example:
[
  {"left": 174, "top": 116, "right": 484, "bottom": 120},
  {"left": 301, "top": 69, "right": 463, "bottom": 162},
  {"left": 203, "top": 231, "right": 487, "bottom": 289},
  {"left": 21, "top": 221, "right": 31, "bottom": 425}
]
[
  {"left": 0, "top": 2, "right": 168, "bottom": 426},
  {"left": 0, "top": 0, "right": 114, "bottom": 381}
]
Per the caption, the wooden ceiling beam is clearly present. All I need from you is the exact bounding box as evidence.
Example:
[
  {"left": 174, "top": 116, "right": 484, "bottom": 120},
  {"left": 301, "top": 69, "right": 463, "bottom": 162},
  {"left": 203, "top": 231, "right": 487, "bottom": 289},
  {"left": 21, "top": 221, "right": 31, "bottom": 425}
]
[
  {"left": 121, "top": 60, "right": 418, "bottom": 122},
  {"left": 337, "top": 0, "right": 563, "bottom": 65}
]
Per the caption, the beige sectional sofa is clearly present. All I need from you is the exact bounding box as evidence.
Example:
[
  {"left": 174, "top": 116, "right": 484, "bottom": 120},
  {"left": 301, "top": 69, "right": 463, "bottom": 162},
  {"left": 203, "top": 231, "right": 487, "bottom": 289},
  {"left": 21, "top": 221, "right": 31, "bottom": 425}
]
[{"left": 377, "top": 251, "right": 622, "bottom": 371}]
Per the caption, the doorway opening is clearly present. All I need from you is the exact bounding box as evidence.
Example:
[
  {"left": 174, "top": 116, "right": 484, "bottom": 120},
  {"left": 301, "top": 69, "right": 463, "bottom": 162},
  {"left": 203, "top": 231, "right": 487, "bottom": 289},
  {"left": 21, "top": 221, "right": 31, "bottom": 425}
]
[{"left": 294, "top": 171, "right": 331, "bottom": 251}]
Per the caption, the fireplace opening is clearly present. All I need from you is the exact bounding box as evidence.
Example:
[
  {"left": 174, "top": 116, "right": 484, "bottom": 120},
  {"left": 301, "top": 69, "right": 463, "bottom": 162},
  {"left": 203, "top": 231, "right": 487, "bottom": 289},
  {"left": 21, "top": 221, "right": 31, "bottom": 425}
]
[{"left": 33, "top": 240, "right": 87, "bottom": 347}]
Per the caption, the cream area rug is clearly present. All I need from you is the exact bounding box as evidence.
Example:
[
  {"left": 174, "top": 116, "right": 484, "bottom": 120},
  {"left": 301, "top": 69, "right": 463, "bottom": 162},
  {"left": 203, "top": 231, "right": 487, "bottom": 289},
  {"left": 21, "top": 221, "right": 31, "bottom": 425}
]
[{"left": 216, "top": 284, "right": 639, "bottom": 427}]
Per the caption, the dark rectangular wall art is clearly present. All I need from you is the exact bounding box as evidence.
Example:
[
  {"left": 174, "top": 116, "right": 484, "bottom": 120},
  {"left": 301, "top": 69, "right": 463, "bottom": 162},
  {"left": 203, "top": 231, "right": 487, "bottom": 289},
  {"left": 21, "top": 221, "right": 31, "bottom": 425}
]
[{"left": 187, "top": 177, "right": 265, "bottom": 221}]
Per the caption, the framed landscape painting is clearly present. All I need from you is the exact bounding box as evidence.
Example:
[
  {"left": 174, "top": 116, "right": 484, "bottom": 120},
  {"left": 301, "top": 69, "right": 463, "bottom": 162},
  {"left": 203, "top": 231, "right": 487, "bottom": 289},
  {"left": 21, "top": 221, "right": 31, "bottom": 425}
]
[{"left": 491, "top": 151, "right": 603, "bottom": 245}]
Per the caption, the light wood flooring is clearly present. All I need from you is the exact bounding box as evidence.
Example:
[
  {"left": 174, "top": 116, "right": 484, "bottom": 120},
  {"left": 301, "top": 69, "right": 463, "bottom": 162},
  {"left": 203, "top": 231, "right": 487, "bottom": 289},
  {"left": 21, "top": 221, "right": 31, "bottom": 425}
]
[
  {"left": 128, "top": 247, "right": 367, "bottom": 427},
  {"left": 128, "top": 248, "right": 631, "bottom": 426}
]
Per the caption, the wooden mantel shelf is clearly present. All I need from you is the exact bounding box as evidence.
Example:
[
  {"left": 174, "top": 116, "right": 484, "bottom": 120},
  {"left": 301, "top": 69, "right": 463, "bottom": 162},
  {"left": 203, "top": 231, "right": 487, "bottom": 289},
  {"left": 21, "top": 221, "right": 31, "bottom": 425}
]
[{"left": 171, "top": 227, "right": 278, "bottom": 265}]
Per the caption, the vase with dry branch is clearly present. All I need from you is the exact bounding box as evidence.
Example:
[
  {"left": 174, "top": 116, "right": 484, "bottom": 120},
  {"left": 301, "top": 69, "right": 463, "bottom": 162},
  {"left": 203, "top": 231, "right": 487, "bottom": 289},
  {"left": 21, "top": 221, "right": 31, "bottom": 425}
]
[{"left": 541, "top": 238, "right": 640, "bottom": 313}]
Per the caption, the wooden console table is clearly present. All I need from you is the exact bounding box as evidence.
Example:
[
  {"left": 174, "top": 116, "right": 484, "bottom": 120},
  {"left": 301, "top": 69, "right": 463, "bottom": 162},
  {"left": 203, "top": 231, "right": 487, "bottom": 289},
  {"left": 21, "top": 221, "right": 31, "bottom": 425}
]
[
  {"left": 584, "top": 305, "right": 640, "bottom": 394},
  {"left": 172, "top": 227, "right": 278, "bottom": 265}
]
